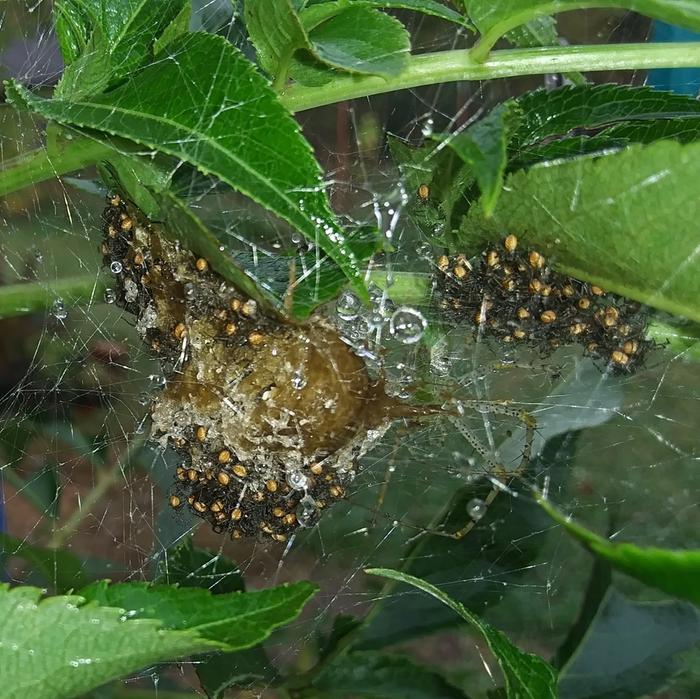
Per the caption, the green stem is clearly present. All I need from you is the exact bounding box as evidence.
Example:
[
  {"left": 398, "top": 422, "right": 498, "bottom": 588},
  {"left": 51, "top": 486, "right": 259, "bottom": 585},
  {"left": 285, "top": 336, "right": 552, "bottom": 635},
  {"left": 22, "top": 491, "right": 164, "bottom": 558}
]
[
  {"left": 0, "top": 135, "right": 113, "bottom": 198},
  {"left": 469, "top": 2, "right": 688, "bottom": 62},
  {"left": 1, "top": 43, "right": 699, "bottom": 198},
  {"left": 281, "top": 42, "right": 700, "bottom": 112},
  {"left": 273, "top": 49, "right": 295, "bottom": 92},
  {"left": 0, "top": 274, "right": 108, "bottom": 320}
]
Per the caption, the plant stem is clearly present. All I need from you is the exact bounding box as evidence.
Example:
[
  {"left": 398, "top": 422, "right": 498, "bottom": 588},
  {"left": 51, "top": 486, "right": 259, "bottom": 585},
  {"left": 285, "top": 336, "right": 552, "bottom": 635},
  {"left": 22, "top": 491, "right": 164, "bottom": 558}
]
[
  {"left": 0, "top": 136, "right": 113, "bottom": 198},
  {"left": 281, "top": 42, "right": 700, "bottom": 111},
  {"left": 0, "top": 274, "right": 108, "bottom": 320},
  {"left": 1, "top": 43, "right": 699, "bottom": 200},
  {"left": 469, "top": 2, "right": 691, "bottom": 62}
]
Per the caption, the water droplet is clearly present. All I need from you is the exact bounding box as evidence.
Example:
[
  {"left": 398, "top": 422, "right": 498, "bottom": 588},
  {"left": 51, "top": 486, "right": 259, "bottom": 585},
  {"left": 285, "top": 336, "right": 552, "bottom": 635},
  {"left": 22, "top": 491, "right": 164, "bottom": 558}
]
[
  {"left": 416, "top": 242, "right": 432, "bottom": 258},
  {"left": 381, "top": 298, "right": 396, "bottom": 317},
  {"left": 367, "top": 312, "right": 384, "bottom": 330},
  {"left": 51, "top": 299, "right": 68, "bottom": 320},
  {"left": 148, "top": 374, "right": 166, "bottom": 389},
  {"left": 103, "top": 288, "right": 116, "bottom": 304},
  {"left": 109, "top": 261, "right": 123, "bottom": 275},
  {"left": 368, "top": 283, "right": 383, "bottom": 304},
  {"left": 291, "top": 232, "right": 302, "bottom": 245},
  {"left": 138, "top": 392, "right": 151, "bottom": 406},
  {"left": 337, "top": 291, "right": 360, "bottom": 321},
  {"left": 389, "top": 307, "right": 427, "bottom": 344},
  {"left": 183, "top": 282, "right": 196, "bottom": 300},
  {"left": 32, "top": 247, "right": 44, "bottom": 263},
  {"left": 467, "top": 498, "right": 487, "bottom": 521},
  {"left": 291, "top": 370, "right": 307, "bottom": 390},
  {"left": 296, "top": 495, "right": 319, "bottom": 527},
  {"left": 286, "top": 469, "right": 309, "bottom": 491},
  {"left": 219, "top": 245, "right": 225, "bottom": 252}
]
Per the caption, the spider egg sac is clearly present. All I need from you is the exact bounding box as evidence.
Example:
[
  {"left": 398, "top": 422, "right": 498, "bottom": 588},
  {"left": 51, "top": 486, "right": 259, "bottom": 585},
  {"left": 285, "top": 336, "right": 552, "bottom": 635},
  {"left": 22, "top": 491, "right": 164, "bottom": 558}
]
[{"left": 101, "top": 196, "right": 403, "bottom": 541}]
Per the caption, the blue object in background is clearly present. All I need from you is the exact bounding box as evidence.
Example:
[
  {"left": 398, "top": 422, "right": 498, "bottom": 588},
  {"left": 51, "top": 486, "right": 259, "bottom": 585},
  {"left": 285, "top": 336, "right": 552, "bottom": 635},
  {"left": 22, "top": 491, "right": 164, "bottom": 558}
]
[{"left": 647, "top": 22, "right": 700, "bottom": 96}]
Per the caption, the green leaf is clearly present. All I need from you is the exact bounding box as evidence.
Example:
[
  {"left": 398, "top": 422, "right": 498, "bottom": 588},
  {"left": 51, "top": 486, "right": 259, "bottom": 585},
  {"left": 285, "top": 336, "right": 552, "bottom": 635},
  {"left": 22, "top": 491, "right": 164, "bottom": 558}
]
[
  {"left": 5, "top": 32, "right": 369, "bottom": 305},
  {"left": 152, "top": 189, "right": 282, "bottom": 315},
  {"left": 438, "top": 100, "right": 522, "bottom": 216},
  {"left": 53, "top": 0, "right": 93, "bottom": 64},
  {"left": 155, "top": 538, "right": 244, "bottom": 594},
  {"left": 558, "top": 590, "right": 700, "bottom": 699},
  {"left": 292, "top": 223, "right": 382, "bottom": 318},
  {"left": 300, "top": 0, "right": 473, "bottom": 31},
  {"left": 461, "top": 140, "right": 700, "bottom": 323},
  {"left": 98, "top": 149, "right": 174, "bottom": 219},
  {"left": 365, "top": 569, "right": 557, "bottom": 699},
  {"left": 55, "top": 0, "right": 189, "bottom": 99},
  {"left": 503, "top": 85, "right": 700, "bottom": 168},
  {"left": 513, "top": 84, "right": 700, "bottom": 149},
  {"left": 289, "top": 0, "right": 468, "bottom": 85},
  {"left": 153, "top": 542, "right": 275, "bottom": 697},
  {"left": 299, "top": 6, "right": 411, "bottom": 78},
  {"left": 247, "top": 0, "right": 415, "bottom": 88},
  {"left": 466, "top": 1, "right": 700, "bottom": 59},
  {"left": 245, "top": 0, "right": 311, "bottom": 78},
  {"left": 54, "top": 26, "right": 114, "bottom": 99},
  {"left": 77, "top": 579, "right": 317, "bottom": 648},
  {"left": 311, "top": 651, "right": 472, "bottom": 699},
  {"left": 197, "top": 647, "right": 278, "bottom": 699},
  {"left": 505, "top": 16, "right": 558, "bottom": 47},
  {"left": 537, "top": 495, "right": 700, "bottom": 607},
  {"left": 153, "top": 0, "right": 192, "bottom": 54},
  {"left": 0, "top": 584, "right": 218, "bottom": 699},
  {"left": 0, "top": 532, "right": 88, "bottom": 592}
]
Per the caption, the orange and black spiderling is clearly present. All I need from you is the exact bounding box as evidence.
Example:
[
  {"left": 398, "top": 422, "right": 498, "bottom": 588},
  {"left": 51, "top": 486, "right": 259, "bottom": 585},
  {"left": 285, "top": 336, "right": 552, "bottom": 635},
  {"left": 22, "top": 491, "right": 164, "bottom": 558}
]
[
  {"left": 434, "top": 235, "right": 652, "bottom": 374},
  {"left": 100, "top": 195, "right": 416, "bottom": 542}
]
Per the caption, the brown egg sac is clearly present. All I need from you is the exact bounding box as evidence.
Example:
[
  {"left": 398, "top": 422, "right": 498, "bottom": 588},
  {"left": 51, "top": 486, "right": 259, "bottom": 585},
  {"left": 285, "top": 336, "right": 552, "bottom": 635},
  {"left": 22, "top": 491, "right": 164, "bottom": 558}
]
[
  {"left": 101, "top": 196, "right": 403, "bottom": 541},
  {"left": 434, "top": 235, "right": 652, "bottom": 374}
]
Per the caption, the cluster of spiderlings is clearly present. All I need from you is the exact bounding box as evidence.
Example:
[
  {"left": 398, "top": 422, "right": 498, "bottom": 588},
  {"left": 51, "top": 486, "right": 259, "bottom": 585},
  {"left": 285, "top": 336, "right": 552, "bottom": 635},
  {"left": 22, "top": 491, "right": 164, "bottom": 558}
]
[
  {"left": 169, "top": 437, "right": 348, "bottom": 542},
  {"left": 434, "top": 235, "right": 651, "bottom": 373},
  {"left": 101, "top": 195, "right": 393, "bottom": 542}
]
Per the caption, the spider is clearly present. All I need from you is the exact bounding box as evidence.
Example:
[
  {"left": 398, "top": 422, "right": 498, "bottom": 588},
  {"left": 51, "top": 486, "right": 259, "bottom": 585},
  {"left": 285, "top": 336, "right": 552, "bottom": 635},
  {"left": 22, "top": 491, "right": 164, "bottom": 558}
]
[
  {"left": 435, "top": 235, "right": 651, "bottom": 374},
  {"left": 101, "top": 195, "right": 537, "bottom": 543}
]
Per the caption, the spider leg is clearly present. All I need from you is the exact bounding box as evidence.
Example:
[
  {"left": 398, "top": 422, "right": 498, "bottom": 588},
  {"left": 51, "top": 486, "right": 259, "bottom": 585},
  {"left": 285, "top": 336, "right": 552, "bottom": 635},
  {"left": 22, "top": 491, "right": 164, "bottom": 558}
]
[{"left": 420, "top": 400, "right": 536, "bottom": 541}]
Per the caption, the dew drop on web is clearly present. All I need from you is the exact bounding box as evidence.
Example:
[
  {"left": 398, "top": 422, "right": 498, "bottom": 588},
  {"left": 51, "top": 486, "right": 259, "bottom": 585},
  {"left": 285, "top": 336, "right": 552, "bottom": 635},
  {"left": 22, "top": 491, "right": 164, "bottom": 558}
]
[
  {"left": 286, "top": 469, "right": 309, "bottom": 491},
  {"left": 51, "top": 299, "right": 68, "bottom": 320},
  {"left": 296, "top": 495, "right": 318, "bottom": 527},
  {"left": 467, "top": 497, "right": 487, "bottom": 522},
  {"left": 336, "top": 290, "right": 360, "bottom": 320},
  {"left": 389, "top": 307, "right": 427, "bottom": 344}
]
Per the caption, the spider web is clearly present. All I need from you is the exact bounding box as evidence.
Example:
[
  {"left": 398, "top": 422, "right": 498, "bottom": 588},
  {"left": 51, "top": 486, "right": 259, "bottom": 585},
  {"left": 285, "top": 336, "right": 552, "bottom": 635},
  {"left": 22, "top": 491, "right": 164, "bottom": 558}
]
[{"left": 1, "top": 1, "right": 700, "bottom": 696}]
